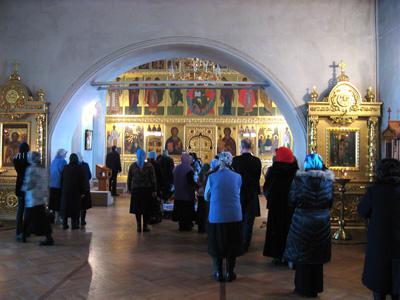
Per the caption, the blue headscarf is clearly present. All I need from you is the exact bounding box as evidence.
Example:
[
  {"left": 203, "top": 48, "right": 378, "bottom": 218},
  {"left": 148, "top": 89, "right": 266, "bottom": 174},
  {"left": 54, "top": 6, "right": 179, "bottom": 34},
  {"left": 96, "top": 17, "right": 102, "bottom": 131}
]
[
  {"left": 136, "top": 149, "right": 146, "bottom": 169},
  {"left": 148, "top": 151, "right": 157, "bottom": 160},
  {"left": 210, "top": 159, "right": 220, "bottom": 170},
  {"left": 304, "top": 153, "right": 323, "bottom": 171}
]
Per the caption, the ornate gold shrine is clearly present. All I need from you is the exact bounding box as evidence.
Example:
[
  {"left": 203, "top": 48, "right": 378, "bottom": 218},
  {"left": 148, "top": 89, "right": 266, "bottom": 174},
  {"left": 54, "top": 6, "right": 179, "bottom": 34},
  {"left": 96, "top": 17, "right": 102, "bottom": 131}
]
[
  {"left": 0, "top": 64, "right": 49, "bottom": 220},
  {"left": 307, "top": 62, "right": 381, "bottom": 226}
]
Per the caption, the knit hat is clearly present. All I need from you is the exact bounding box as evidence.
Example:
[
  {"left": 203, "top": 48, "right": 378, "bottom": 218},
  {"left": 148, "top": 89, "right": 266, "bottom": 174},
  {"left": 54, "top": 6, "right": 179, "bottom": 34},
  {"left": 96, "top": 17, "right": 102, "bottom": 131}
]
[
  {"left": 275, "top": 147, "right": 294, "bottom": 164},
  {"left": 304, "top": 153, "right": 323, "bottom": 171}
]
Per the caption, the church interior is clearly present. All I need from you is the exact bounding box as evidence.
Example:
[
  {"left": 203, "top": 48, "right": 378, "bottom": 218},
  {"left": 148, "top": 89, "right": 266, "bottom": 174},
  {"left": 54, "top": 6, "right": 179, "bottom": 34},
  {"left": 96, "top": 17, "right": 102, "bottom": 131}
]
[{"left": 0, "top": 0, "right": 399, "bottom": 299}]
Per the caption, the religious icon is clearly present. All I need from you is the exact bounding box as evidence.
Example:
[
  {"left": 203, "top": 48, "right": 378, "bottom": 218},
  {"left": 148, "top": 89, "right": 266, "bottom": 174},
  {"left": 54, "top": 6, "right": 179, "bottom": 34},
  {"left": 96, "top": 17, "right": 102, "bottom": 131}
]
[
  {"left": 127, "top": 77, "right": 141, "bottom": 115},
  {"left": 329, "top": 130, "right": 358, "bottom": 168},
  {"left": 146, "top": 136, "right": 163, "bottom": 155},
  {"left": 107, "top": 77, "right": 123, "bottom": 115},
  {"left": 2, "top": 123, "right": 29, "bottom": 167},
  {"left": 217, "top": 127, "right": 236, "bottom": 156},
  {"left": 259, "top": 90, "right": 273, "bottom": 115},
  {"left": 145, "top": 77, "right": 164, "bottom": 115},
  {"left": 220, "top": 77, "right": 234, "bottom": 115},
  {"left": 238, "top": 78, "right": 256, "bottom": 116},
  {"left": 107, "top": 125, "right": 122, "bottom": 153},
  {"left": 186, "top": 88, "right": 215, "bottom": 116},
  {"left": 165, "top": 126, "right": 183, "bottom": 155},
  {"left": 168, "top": 84, "right": 184, "bottom": 115},
  {"left": 283, "top": 127, "right": 292, "bottom": 149},
  {"left": 84, "top": 130, "right": 93, "bottom": 150},
  {"left": 124, "top": 125, "right": 144, "bottom": 155}
]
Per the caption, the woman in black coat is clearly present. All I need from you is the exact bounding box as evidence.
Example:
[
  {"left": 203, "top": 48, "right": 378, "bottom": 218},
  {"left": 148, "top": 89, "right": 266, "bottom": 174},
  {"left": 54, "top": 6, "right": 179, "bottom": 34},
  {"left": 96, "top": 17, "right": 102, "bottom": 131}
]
[
  {"left": 284, "top": 153, "right": 334, "bottom": 298},
  {"left": 77, "top": 153, "right": 92, "bottom": 227},
  {"left": 358, "top": 158, "right": 400, "bottom": 300},
  {"left": 263, "top": 147, "right": 298, "bottom": 264},
  {"left": 60, "top": 153, "right": 85, "bottom": 230}
]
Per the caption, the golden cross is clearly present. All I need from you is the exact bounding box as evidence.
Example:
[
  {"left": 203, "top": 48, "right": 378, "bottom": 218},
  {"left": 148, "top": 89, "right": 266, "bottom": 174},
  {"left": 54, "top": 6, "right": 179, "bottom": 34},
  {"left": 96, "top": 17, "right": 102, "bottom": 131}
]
[
  {"left": 12, "top": 61, "right": 19, "bottom": 73},
  {"left": 339, "top": 60, "right": 346, "bottom": 74}
]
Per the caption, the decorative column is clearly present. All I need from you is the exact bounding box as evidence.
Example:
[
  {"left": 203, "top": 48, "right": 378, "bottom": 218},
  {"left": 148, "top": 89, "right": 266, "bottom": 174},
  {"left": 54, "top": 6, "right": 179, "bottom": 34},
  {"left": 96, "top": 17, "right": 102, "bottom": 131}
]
[
  {"left": 36, "top": 113, "right": 46, "bottom": 165},
  {"left": 367, "top": 117, "right": 378, "bottom": 182},
  {"left": 308, "top": 116, "right": 319, "bottom": 153}
]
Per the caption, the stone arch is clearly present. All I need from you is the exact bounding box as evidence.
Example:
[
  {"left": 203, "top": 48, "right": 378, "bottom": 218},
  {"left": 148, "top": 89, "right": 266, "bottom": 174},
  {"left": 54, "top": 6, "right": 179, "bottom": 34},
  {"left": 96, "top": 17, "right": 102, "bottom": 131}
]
[{"left": 50, "top": 36, "right": 307, "bottom": 165}]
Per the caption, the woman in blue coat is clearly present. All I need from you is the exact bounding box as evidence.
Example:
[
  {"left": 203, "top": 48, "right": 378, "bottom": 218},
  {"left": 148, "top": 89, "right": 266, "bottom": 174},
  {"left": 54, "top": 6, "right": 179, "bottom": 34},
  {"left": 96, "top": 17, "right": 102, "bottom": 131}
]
[
  {"left": 205, "top": 152, "right": 242, "bottom": 282},
  {"left": 284, "top": 153, "right": 334, "bottom": 298}
]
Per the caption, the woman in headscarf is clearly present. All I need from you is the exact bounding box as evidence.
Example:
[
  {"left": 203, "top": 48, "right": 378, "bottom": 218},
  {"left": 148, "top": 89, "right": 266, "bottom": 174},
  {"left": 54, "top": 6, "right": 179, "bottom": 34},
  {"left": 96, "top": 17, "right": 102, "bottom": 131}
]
[
  {"left": 128, "top": 149, "right": 157, "bottom": 232},
  {"left": 284, "top": 153, "right": 334, "bottom": 298},
  {"left": 172, "top": 153, "right": 196, "bottom": 231},
  {"left": 358, "top": 158, "right": 400, "bottom": 300},
  {"left": 21, "top": 151, "right": 54, "bottom": 245},
  {"left": 13, "top": 142, "right": 30, "bottom": 241},
  {"left": 49, "top": 148, "right": 68, "bottom": 223},
  {"left": 77, "top": 153, "right": 92, "bottom": 227},
  {"left": 60, "top": 153, "right": 86, "bottom": 230},
  {"left": 205, "top": 152, "right": 242, "bottom": 282},
  {"left": 263, "top": 147, "right": 298, "bottom": 264}
]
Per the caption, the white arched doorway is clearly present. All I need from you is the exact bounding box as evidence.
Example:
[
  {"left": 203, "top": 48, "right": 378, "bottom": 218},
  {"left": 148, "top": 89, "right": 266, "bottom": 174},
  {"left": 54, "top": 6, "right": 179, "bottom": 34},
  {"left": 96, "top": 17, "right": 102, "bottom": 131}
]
[{"left": 50, "top": 37, "right": 307, "bottom": 168}]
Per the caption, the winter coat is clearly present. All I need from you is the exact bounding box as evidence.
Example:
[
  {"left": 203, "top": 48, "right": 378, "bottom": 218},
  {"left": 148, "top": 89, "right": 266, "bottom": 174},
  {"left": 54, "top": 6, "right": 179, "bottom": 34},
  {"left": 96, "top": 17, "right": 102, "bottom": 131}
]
[
  {"left": 13, "top": 152, "right": 29, "bottom": 197},
  {"left": 106, "top": 150, "right": 122, "bottom": 172},
  {"left": 232, "top": 153, "right": 262, "bottom": 217},
  {"left": 173, "top": 165, "right": 196, "bottom": 202},
  {"left": 205, "top": 168, "right": 242, "bottom": 223},
  {"left": 283, "top": 170, "right": 334, "bottom": 264},
  {"left": 21, "top": 164, "right": 48, "bottom": 208},
  {"left": 127, "top": 162, "right": 157, "bottom": 192},
  {"left": 49, "top": 156, "right": 67, "bottom": 188},
  {"left": 358, "top": 176, "right": 400, "bottom": 295},
  {"left": 81, "top": 161, "right": 92, "bottom": 210},
  {"left": 60, "top": 163, "right": 86, "bottom": 218},
  {"left": 263, "top": 161, "right": 298, "bottom": 258}
]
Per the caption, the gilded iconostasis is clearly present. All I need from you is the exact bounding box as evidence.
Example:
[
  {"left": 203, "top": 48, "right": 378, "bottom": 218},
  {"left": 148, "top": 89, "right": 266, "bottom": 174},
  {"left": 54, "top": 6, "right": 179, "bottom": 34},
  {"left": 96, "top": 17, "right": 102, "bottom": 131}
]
[{"left": 105, "top": 58, "right": 293, "bottom": 178}]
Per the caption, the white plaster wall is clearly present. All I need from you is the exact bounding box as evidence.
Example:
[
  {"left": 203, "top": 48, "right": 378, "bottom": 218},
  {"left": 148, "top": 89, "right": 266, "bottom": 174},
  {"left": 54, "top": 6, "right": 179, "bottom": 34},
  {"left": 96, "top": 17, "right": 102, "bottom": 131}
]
[
  {"left": 378, "top": 0, "right": 400, "bottom": 129},
  {"left": 0, "top": 0, "right": 376, "bottom": 162}
]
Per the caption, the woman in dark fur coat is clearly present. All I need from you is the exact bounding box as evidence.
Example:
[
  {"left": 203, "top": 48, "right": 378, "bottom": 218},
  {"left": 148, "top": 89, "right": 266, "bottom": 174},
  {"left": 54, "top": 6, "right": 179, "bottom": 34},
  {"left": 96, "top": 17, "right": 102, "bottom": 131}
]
[
  {"left": 263, "top": 147, "right": 298, "bottom": 264},
  {"left": 358, "top": 158, "right": 400, "bottom": 300},
  {"left": 284, "top": 153, "right": 334, "bottom": 298}
]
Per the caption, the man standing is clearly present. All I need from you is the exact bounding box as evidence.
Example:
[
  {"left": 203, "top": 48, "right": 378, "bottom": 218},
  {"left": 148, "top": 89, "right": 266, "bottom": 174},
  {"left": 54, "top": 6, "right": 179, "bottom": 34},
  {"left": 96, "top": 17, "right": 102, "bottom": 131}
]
[
  {"left": 106, "top": 145, "right": 122, "bottom": 196},
  {"left": 232, "top": 139, "right": 262, "bottom": 253}
]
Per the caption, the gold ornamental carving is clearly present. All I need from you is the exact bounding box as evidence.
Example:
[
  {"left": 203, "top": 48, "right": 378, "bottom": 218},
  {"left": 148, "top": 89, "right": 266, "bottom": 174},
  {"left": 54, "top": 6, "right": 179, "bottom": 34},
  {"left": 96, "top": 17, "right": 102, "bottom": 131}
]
[
  {"left": 329, "top": 116, "right": 357, "bottom": 125},
  {"left": 308, "top": 116, "right": 319, "bottom": 153},
  {"left": 0, "top": 64, "right": 49, "bottom": 220},
  {"left": 328, "top": 82, "right": 361, "bottom": 114},
  {"left": 367, "top": 117, "right": 378, "bottom": 182}
]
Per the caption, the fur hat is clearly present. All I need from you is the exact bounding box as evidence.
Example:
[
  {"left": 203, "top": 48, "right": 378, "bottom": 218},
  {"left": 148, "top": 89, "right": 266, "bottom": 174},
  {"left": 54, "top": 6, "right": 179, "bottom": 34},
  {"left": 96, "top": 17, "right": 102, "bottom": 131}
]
[{"left": 275, "top": 147, "right": 294, "bottom": 164}]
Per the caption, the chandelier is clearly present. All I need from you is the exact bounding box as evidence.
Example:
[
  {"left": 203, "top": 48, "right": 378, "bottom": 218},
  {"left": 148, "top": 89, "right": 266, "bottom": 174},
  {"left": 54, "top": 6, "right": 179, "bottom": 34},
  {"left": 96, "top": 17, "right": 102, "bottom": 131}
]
[{"left": 168, "top": 58, "right": 222, "bottom": 81}]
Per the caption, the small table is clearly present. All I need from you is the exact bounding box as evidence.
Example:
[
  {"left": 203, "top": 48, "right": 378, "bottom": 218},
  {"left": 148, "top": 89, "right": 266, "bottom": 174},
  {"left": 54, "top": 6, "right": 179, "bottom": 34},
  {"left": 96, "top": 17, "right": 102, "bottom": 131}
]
[{"left": 332, "top": 178, "right": 352, "bottom": 241}]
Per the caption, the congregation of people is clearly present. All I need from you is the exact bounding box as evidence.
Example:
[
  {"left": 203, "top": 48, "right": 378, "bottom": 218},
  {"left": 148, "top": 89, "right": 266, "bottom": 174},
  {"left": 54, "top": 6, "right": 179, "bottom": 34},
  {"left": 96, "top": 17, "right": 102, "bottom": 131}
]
[{"left": 12, "top": 138, "right": 399, "bottom": 299}]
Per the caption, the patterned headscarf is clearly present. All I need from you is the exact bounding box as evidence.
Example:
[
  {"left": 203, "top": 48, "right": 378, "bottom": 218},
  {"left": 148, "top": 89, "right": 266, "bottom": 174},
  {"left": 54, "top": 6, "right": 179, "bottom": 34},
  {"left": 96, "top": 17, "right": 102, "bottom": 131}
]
[
  {"left": 217, "top": 151, "right": 233, "bottom": 170},
  {"left": 304, "top": 153, "right": 323, "bottom": 171},
  {"left": 136, "top": 148, "right": 146, "bottom": 169},
  {"left": 56, "top": 148, "right": 67, "bottom": 159}
]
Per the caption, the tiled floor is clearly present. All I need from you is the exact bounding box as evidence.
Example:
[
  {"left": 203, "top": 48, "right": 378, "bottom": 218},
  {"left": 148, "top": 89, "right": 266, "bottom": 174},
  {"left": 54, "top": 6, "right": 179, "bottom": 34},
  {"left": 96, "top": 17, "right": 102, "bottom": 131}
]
[{"left": 0, "top": 196, "right": 371, "bottom": 299}]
